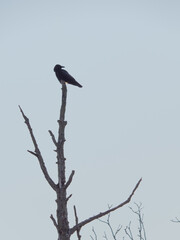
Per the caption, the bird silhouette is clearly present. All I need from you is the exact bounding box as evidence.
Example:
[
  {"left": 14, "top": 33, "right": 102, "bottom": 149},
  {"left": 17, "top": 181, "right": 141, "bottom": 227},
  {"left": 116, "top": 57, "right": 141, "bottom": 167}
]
[{"left": 54, "top": 64, "right": 82, "bottom": 88}]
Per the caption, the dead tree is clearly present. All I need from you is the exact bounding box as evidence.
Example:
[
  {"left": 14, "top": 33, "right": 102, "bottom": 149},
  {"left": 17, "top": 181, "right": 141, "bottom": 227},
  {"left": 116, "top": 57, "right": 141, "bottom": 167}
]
[{"left": 19, "top": 81, "right": 142, "bottom": 240}]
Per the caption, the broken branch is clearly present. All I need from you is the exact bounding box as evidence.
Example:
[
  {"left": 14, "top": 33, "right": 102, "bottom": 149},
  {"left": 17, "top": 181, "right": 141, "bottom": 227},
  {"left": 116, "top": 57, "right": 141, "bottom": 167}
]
[
  {"left": 65, "top": 170, "right": 75, "bottom": 189},
  {"left": 48, "top": 130, "right": 57, "bottom": 146},
  {"left": 74, "top": 206, "right": 81, "bottom": 240},
  {"left": 50, "top": 214, "right": 58, "bottom": 230}
]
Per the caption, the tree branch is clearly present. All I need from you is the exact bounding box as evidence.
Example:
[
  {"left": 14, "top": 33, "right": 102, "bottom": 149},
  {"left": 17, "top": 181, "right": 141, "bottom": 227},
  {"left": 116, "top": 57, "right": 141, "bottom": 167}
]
[
  {"left": 50, "top": 214, "right": 58, "bottom": 230},
  {"left": 70, "top": 178, "right": 142, "bottom": 235},
  {"left": 124, "top": 222, "right": 134, "bottom": 240},
  {"left": 66, "top": 194, "right": 72, "bottom": 202},
  {"left": 99, "top": 210, "right": 122, "bottom": 240},
  {"left": 48, "top": 130, "right": 57, "bottom": 146},
  {"left": 90, "top": 227, "right": 98, "bottom": 240},
  {"left": 27, "top": 150, "right": 38, "bottom": 157},
  {"left": 74, "top": 206, "right": 81, "bottom": 240},
  {"left": 171, "top": 217, "right": 180, "bottom": 223},
  {"left": 124, "top": 203, "right": 147, "bottom": 240},
  {"left": 129, "top": 203, "right": 147, "bottom": 240},
  {"left": 65, "top": 170, "right": 75, "bottom": 189},
  {"left": 19, "top": 105, "right": 57, "bottom": 191}
]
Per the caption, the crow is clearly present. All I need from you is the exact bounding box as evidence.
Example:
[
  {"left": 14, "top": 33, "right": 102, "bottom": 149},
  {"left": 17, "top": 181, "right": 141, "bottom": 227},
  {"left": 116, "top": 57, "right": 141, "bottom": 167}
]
[{"left": 54, "top": 64, "right": 82, "bottom": 88}]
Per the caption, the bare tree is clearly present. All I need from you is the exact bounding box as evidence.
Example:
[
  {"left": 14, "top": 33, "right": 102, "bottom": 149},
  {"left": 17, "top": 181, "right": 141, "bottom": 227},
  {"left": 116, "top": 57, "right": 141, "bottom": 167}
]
[{"left": 19, "top": 81, "right": 142, "bottom": 240}]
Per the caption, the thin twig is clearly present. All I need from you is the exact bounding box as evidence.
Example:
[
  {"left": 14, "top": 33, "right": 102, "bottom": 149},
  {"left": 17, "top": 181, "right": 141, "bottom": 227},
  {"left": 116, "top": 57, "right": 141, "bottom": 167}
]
[
  {"left": 90, "top": 227, "right": 98, "bottom": 240},
  {"left": 124, "top": 222, "right": 134, "bottom": 240},
  {"left": 27, "top": 150, "right": 38, "bottom": 157},
  {"left": 99, "top": 209, "right": 122, "bottom": 240},
  {"left": 130, "top": 203, "right": 146, "bottom": 240},
  {"left": 103, "top": 232, "right": 108, "bottom": 240},
  {"left": 171, "top": 217, "right": 180, "bottom": 223},
  {"left": 125, "top": 203, "right": 147, "bottom": 240}
]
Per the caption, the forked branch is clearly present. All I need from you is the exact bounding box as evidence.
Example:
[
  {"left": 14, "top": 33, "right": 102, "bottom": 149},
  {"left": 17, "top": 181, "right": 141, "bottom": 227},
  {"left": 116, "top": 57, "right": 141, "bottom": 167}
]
[{"left": 19, "top": 105, "right": 57, "bottom": 191}]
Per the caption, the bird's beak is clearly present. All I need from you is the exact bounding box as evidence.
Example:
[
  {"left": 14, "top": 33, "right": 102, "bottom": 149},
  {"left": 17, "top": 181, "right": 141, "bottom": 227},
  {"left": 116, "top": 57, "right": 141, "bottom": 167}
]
[{"left": 61, "top": 66, "right": 65, "bottom": 68}]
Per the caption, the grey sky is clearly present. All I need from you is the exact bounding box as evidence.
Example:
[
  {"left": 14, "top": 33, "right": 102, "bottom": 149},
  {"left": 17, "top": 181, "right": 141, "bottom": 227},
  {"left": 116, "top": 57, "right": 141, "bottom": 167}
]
[{"left": 1, "top": 0, "right": 180, "bottom": 239}]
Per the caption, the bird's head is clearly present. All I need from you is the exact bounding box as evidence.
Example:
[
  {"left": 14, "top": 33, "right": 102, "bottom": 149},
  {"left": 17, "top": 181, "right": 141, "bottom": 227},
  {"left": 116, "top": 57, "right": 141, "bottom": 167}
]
[{"left": 54, "top": 64, "right": 65, "bottom": 72}]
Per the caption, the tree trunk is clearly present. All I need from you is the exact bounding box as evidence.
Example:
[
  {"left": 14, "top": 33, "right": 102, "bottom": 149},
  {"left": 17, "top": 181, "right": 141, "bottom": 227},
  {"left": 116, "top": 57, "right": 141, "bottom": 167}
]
[{"left": 56, "top": 82, "right": 70, "bottom": 240}]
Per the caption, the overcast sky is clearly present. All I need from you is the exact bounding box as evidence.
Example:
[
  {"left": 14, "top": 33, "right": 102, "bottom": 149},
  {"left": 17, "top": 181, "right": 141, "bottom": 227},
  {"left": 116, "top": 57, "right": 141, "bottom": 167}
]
[{"left": 1, "top": 0, "right": 180, "bottom": 239}]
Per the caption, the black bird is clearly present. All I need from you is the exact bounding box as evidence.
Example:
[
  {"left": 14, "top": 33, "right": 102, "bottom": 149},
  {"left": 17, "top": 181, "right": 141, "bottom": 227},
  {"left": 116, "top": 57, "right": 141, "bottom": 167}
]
[{"left": 54, "top": 64, "right": 82, "bottom": 88}]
